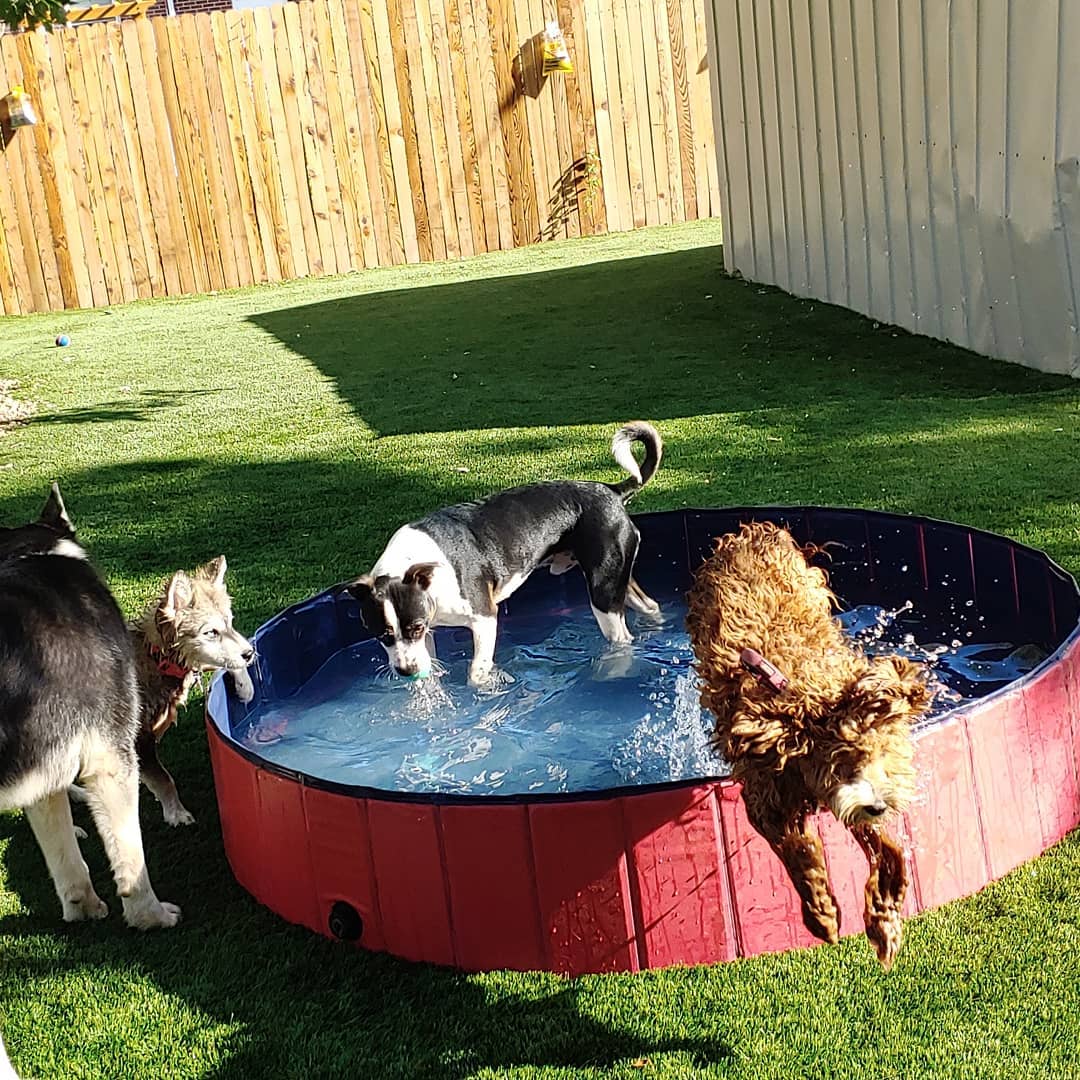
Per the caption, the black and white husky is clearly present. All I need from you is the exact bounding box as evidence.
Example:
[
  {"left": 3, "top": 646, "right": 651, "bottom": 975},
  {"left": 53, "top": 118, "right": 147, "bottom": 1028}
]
[
  {"left": 0, "top": 485, "right": 180, "bottom": 930},
  {"left": 345, "top": 421, "right": 663, "bottom": 685}
]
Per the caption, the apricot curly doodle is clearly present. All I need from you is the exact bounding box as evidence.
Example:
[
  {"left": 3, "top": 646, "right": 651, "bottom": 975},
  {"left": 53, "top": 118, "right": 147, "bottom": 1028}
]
[{"left": 686, "top": 521, "right": 933, "bottom": 968}]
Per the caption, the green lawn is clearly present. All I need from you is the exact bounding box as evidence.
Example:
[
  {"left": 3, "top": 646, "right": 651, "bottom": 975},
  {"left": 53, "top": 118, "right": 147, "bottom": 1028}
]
[{"left": 1, "top": 219, "right": 1079, "bottom": 1079}]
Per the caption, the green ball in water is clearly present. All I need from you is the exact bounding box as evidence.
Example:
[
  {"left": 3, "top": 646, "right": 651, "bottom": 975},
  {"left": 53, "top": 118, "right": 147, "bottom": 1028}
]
[{"left": 404, "top": 670, "right": 431, "bottom": 682}]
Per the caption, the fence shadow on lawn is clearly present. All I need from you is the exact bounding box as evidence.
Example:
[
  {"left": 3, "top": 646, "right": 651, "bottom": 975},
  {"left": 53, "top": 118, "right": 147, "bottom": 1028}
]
[
  {"left": 0, "top": 787, "right": 734, "bottom": 1079},
  {"left": 248, "top": 244, "right": 1068, "bottom": 440}
]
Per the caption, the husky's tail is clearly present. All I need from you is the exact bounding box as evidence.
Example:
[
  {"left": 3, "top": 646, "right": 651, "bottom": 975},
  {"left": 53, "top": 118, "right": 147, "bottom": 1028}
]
[{"left": 608, "top": 421, "right": 663, "bottom": 501}]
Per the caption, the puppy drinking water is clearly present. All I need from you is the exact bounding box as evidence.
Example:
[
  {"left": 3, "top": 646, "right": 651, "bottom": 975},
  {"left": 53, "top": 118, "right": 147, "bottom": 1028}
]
[{"left": 345, "top": 422, "right": 664, "bottom": 685}]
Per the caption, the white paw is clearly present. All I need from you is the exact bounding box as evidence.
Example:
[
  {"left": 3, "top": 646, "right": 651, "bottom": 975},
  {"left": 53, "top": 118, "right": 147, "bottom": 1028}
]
[
  {"left": 231, "top": 667, "right": 255, "bottom": 703},
  {"left": 593, "top": 647, "right": 636, "bottom": 681},
  {"left": 467, "top": 664, "right": 494, "bottom": 687},
  {"left": 125, "top": 898, "right": 182, "bottom": 930},
  {"left": 62, "top": 890, "right": 108, "bottom": 922},
  {"left": 163, "top": 805, "right": 195, "bottom": 827}
]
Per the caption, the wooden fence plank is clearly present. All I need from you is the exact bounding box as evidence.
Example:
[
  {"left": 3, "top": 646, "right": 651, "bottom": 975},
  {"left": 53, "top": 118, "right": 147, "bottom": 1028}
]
[
  {"left": 654, "top": 0, "right": 684, "bottom": 223},
  {"left": 519, "top": 0, "right": 553, "bottom": 241},
  {"left": 322, "top": 0, "right": 378, "bottom": 268},
  {"left": 0, "top": 141, "right": 22, "bottom": 313},
  {"left": 582, "top": 0, "right": 623, "bottom": 231},
  {"left": 638, "top": 0, "right": 671, "bottom": 226},
  {"left": 268, "top": 2, "right": 323, "bottom": 278},
  {"left": 153, "top": 15, "right": 211, "bottom": 293},
  {"left": 692, "top": 0, "right": 719, "bottom": 213},
  {"left": 467, "top": 0, "right": 514, "bottom": 248},
  {"left": 489, "top": 0, "right": 535, "bottom": 244},
  {"left": 667, "top": 0, "right": 696, "bottom": 219},
  {"left": 108, "top": 23, "right": 165, "bottom": 297},
  {"left": 429, "top": 0, "right": 474, "bottom": 256},
  {"left": 626, "top": 0, "right": 659, "bottom": 226},
  {"left": 136, "top": 15, "right": 198, "bottom": 295},
  {"left": 226, "top": 9, "right": 282, "bottom": 281},
  {"left": 179, "top": 13, "right": 235, "bottom": 292},
  {"left": 43, "top": 27, "right": 107, "bottom": 307},
  {"left": 21, "top": 31, "right": 86, "bottom": 307},
  {"left": 212, "top": 10, "right": 270, "bottom": 283},
  {"left": 444, "top": 0, "right": 488, "bottom": 252},
  {"left": 341, "top": 0, "right": 396, "bottom": 265},
  {"left": 196, "top": 13, "right": 255, "bottom": 287},
  {"left": 253, "top": 4, "right": 309, "bottom": 278},
  {"left": 298, "top": 0, "right": 353, "bottom": 271},
  {"left": 247, "top": 6, "right": 298, "bottom": 279},
  {"left": 681, "top": 0, "right": 709, "bottom": 217},
  {"left": 401, "top": 0, "right": 449, "bottom": 259},
  {"left": 380, "top": 0, "right": 431, "bottom": 260},
  {"left": 0, "top": 45, "right": 34, "bottom": 313},
  {"left": 559, "top": 0, "right": 601, "bottom": 236},
  {"left": 279, "top": 2, "right": 334, "bottom": 275},
  {"left": 91, "top": 22, "right": 149, "bottom": 299},
  {"left": 355, "top": 0, "right": 409, "bottom": 264},
  {"left": 608, "top": 0, "right": 646, "bottom": 227},
  {"left": 61, "top": 27, "right": 124, "bottom": 303},
  {"left": 169, "top": 16, "right": 225, "bottom": 292},
  {"left": 3, "top": 34, "right": 63, "bottom": 309}
]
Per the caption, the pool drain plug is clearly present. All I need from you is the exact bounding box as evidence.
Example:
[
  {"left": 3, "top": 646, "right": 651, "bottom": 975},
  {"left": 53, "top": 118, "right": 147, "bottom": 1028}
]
[{"left": 328, "top": 901, "right": 363, "bottom": 942}]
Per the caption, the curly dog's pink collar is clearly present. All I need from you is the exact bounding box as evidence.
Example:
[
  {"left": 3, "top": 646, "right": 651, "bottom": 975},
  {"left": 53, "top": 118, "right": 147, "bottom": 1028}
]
[{"left": 740, "top": 647, "right": 789, "bottom": 692}]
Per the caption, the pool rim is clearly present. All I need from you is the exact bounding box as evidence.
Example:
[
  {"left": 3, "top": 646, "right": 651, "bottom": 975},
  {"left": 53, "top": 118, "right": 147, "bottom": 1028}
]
[{"left": 206, "top": 504, "right": 1080, "bottom": 807}]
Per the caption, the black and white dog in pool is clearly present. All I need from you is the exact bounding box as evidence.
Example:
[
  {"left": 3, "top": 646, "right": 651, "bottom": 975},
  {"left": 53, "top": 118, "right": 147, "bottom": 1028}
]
[{"left": 344, "top": 421, "right": 664, "bottom": 685}]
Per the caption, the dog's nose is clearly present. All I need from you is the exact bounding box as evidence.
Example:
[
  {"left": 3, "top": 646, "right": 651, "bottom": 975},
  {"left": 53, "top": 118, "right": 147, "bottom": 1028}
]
[
  {"left": 863, "top": 800, "right": 888, "bottom": 817},
  {"left": 395, "top": 664, "right": 416, "bottom": 676},
  {"left": 241, "top": 647, "right": 255, "bottom": 663}
]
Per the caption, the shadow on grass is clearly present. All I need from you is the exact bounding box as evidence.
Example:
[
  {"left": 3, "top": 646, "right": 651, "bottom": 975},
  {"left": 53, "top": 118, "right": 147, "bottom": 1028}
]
[
  {"left": 248, "top": 244, "right": 1070, "bottom": 438},
  {"left": 0, "top": 813, "right": 732, "bottom": 1078},
  {"left": 31, "top": 389, "right": 224, "bottom": 427}
]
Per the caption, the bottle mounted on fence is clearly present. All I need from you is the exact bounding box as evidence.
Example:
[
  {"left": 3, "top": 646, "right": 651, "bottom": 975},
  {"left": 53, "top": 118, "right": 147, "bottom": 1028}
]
[
  {"left": 0, "top": 86, "right": 38, "bottom": 129},
  {"left": 541, "top": 20, "right": 573, "bottom": 75}
]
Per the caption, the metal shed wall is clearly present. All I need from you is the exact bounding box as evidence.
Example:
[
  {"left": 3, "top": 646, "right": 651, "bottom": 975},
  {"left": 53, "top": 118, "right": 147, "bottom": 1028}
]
[{"left": 705, "top": 0, "right": 1080, "bottom": 377}]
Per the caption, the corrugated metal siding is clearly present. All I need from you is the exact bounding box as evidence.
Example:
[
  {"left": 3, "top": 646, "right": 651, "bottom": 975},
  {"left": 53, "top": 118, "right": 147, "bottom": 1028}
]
[{"left": 707, "top": 0, "right": 1080, "bottom": 377}]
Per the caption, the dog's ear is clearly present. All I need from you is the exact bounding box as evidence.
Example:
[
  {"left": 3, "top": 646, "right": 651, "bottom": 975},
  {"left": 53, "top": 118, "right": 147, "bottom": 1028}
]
[
  {"left": 197, "top": 555, "right": 228, "bottom": 586},
  {"left": 163, "top": 570, "right": 194, "bottom": 614},
  {"left": 344, "top": 574, "right": 375, "bottom": 601},
  {"left": 40, "top": 482, "right": 73, "bottom": 534},
  {"left": 844, "top": 656, "right": 931, "bottom": 731},
  {"left": 403, "top": 562, "right": 438, "bottom": 591}
]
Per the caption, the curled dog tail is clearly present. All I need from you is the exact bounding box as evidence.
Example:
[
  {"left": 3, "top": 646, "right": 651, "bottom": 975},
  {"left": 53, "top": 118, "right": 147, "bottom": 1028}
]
[{"left": 608, "top": 421, "right": 663, "bottom": 501}]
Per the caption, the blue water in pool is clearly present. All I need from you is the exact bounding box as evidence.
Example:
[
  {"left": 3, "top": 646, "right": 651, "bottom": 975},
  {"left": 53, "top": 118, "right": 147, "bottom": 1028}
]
[{"left": 238, "top": 602, "right": 1046, "bottom": 796}]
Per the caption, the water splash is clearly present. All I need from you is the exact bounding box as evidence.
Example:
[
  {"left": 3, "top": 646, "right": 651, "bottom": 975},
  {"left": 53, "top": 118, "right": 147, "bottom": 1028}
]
[{"left": 240, "top": 600, "right": 1046, "bottom": 796}]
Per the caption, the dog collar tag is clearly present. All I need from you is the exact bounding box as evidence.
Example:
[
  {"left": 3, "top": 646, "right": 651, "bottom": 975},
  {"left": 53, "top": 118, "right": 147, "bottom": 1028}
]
[{"left": 740, "top": 647, "right": 789, "bottom": 693}]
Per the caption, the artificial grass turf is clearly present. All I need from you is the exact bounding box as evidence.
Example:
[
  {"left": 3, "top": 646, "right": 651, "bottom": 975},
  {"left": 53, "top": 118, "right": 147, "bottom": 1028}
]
[{"left": 0, "top": 218, "right": 1078, "bottom": 1078}]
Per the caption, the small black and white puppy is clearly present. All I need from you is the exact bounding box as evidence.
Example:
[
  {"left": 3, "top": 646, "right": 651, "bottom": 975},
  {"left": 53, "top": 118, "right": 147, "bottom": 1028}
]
[{"left": 345, "top": 421, "right": 664, "bottom": 685}]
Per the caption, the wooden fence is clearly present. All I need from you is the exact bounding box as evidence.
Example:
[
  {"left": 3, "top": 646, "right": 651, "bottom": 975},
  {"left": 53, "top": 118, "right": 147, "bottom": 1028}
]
[{"left": 0, "top": 0, "right": 718, "bottom": 315}]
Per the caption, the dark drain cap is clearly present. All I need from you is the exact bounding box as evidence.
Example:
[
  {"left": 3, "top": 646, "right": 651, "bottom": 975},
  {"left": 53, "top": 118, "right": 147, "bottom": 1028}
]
[{"left": 328, "top": 901, "right": 363, "bottom": 942}]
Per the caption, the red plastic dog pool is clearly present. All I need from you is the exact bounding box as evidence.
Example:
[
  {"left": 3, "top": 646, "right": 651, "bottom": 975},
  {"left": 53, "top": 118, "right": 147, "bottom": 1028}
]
[{"left": 206, "top": 508, "right": 1080, "bottom": 973}]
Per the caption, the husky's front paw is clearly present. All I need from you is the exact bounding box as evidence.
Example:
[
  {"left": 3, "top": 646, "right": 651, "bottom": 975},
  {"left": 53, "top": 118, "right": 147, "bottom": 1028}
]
[
  {"left": 163, "top": 804, "right": 195, "bottom": 827},
  {"left": 62, "top": 888, "right": 108, "bottom": 922},
  {"left": 123, "top": 896, "right": 182, "bottom": 930}
]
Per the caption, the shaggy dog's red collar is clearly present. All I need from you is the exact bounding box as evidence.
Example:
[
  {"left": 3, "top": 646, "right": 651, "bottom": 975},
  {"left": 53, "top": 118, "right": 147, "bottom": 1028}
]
[{"left": 147, "top": 642, "right": 192, "bottom": 681}]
